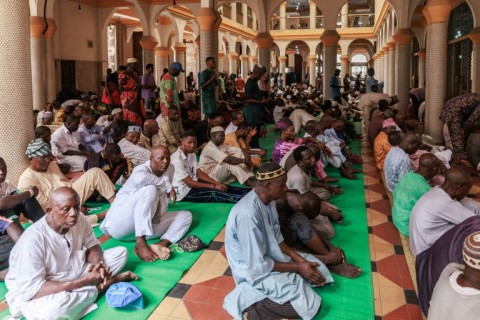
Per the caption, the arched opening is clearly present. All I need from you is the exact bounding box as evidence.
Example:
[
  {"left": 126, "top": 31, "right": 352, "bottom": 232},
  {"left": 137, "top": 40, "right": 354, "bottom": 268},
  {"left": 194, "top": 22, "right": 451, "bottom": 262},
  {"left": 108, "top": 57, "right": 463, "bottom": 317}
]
[
  {"left": 350, "top": 53, "right": 368, "bottom": 78},
  {"left": 285, "top": 40, "right": 310, "bottom": 85},
  {"left": 338, "top": 0, "right": 375, "bottom": 28},
  {"left": 270, "top": 1, "right": 323, "bottom": 30},
  {"left": 446, "top": 1, "right": 474, "bottom": 99}
]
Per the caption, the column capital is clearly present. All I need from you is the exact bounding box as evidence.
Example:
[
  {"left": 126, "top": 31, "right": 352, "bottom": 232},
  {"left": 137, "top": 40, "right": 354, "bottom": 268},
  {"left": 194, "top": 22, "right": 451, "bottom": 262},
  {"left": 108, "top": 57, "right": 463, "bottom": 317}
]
[
  {"left": 255, "top": 32, "right": 274, "bottom": 48},
  {"left": 393, "top": 28, "right": 415, "bottom": 45},
  {"left": 250, "top": 56, "right": 258, "bottom": 63},
  {"left": 139, "top": 36, "right": 158, "bottom": 51},
  {"left": 278, "top": 56, "right": 287, "bottom": 62},
  {"left": 469, "top": 27, "right": 480, "bottom": 44},
  {"left": 173, "top": 42, "right": 187, "bottom": 53},
  {"left": 320, "top": 30, "right": 340, "bottom": 47},
  {"left": 43, "top": 18, "right": 57, "bottom": 38},
  {"left": 382, "top": 45, "right": 389, "bottom": 53},
  {"left": 30, "top": 16, "right": 45, "bottom": 38},
  {"left": 218, "top": 51, "right": 225, "bottom": 58},
  {"left": 280, "top": 2, "right": 287, "bottom": 8},
  {"left": 423, "top": 0, "right": 452, "bottom": 25},
  {"left": 308, "top": 55, "right": 317, "bottom": 62},
  {"left": 286, "top": 49, "right": 296, "bottom": 55},
  {"left": 301, "top": 61, "right": 308, "bottom": 66},
  {"left": 240, "top": 55, "right": 249, "bottom": 61},
  {"left": 197, "top": 7, "right": 222, "bottom": 32},
  {"left": 340, "top": 55, "right": 349, "bottom": 61},
  {"left": 228, "top": 52, "right": 238, "bottom": 59},
  {"left": 417, "top": 49, "right": 426, "bottom": 58},
  {"left": 155, "top": 46, "right": 170, "bottom": 58},
  {"left": 387, "top": 40, "right": 396, "bottom": 50}
]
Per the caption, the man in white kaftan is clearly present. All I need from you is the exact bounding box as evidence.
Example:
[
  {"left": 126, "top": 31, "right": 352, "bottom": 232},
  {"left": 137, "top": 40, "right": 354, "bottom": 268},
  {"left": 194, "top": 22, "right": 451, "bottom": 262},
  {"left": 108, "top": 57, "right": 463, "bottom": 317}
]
[
  {"left": 118, "top": 137, "right": 151, "bottom": 166},
  {"left": 51, "top": 116, "right": 88, "bottom": 172}
]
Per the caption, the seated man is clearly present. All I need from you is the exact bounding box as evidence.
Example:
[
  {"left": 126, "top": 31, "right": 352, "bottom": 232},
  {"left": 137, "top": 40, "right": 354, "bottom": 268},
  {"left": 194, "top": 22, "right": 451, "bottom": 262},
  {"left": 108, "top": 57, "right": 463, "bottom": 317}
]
[
  {"left": 224, "top": 110, "right": 244, "bottom": 134},
  {"left": 78, "top": 113, "right": 110, "bottom": 153},
  {"left": 100, "top": 146, "right": 192, "bottom": 262},
  {"left": 373, "top": 118, "right": 397, "bottom": 170},
  {"left": 18, "top": 139, "right": 115, "bottom": 224},
  {"left": 118, "top": 126, "right": 151, "bottom": 166},
  {"left": 224, "top": 122, "right": 266, "bottom": 168},
  {"left": 137, "top": 119, "right": 161, "bottom": 151},
  {"left": 392, "top": 153, "right": 440, "bottom": 237},
  {"left": 194, "top": 114, "right": 224, "bottom": 149},
  {"left": 171, "top": 131, "right": 250, "bottom": 203},
  {"left": 428, "top": 231, "right": 480, "bottom": 319},
  {"left": 384, "top": 132, "right": 421, "bottom": 193},
  {"left": 51, "top": 115, "right": 89, "bottom": 172},
  {"left": 109, "top": 108, "right": 129, "bottom": 143},
  {"left": 159, "top": 106, "right": 185, "bottom": 154},
  {"left": 5, "top": 187, "right": 136, "bottom": 320},
  {"left": 367, "top": 99, "right": 390, "bottom": 145},
  {"left": 199, "top": 126, "right": 254, "bottom": 186},
  {"left": 409, "top": 167, "right": 480, "bottom": 256},
  {"left": 37, "top": 111, "right": 61, "bottom": 132},
  {"left": 276, "top": 191, "right": 361, "bottom": 278},
  {"left": 223, "top": 163, "right": 333, "bottom": 320},
  {"left": 84, "top": 143, "right": 133, "bottom": 185}
]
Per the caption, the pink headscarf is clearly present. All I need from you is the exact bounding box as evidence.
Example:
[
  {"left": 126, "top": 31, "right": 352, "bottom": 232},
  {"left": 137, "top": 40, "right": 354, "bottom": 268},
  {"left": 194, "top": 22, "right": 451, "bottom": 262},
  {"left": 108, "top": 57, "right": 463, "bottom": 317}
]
[{"left": 382, "top": 118, "right": 396, "bottom": 128}]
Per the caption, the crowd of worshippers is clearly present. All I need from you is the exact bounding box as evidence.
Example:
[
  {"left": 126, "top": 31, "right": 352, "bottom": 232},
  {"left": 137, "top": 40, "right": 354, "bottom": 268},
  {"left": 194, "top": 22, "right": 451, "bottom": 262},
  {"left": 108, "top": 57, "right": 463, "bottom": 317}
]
[
  {"left": 366, "top": 89, "right": 480, "bottom": 318},
  {"left": 0, "top": 57, "right": 377, "bottom": 319}
]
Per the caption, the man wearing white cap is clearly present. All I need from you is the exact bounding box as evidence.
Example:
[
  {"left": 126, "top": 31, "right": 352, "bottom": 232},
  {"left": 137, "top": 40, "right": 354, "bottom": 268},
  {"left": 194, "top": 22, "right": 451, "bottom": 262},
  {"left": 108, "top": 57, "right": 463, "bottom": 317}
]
[
  {"left": 159, "top": 62, "right": 184, "bottom": 117},
  {"left": 199, "top": 126, "right": 254, "bottom": 187},
  {"left": 118, "top": 126, "right": 151, "bottom": 167}
]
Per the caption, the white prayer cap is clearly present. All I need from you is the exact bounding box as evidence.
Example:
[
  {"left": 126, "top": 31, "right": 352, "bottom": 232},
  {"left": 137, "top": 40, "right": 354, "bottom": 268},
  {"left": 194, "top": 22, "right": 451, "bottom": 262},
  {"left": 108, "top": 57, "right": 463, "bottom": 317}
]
[
  {"left": 111, "top": 108, "right": 122, "bottom": 116},
  {"left": 127, "top": 126, "right": 142, "bottom": 133},
  {"left": 42, "top": 111, "right": 53, "bottom": 119},
  {"left": 211, "top": 126, "right": 224, "bottom": 133},
  {"left": 331, "top": 101, "right": 338, "bottom": 107},
  {"left": 127, "top": 57, "right": 138, "bottom": 64}
]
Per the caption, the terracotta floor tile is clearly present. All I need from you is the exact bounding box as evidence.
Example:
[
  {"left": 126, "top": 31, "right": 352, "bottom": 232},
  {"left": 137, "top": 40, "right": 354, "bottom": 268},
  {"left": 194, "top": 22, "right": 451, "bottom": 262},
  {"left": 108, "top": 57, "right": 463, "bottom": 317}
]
[
  {"left": 192, "top": 305, "right": 225, "bottom": 320},
  {"left": 196, "top": 276, "right": 220, "bottom": 288},
  {"left": 380, "top": 300, "right": 407, "bottom": 316},
  {"left": 204, "top": 288, "right": 230, "bottom": 306},
  {"left": 215, "top": 276, "right": 236, "bottom": 291},
  {"left": 383, "top": 304, "right": 409, "bottom": 319},
  {"left": 183, "top": 300, "right": 205, "bottom": 318},
  {"left": 406, "top": 303, "right": 424, "bottom": 320},
  {"left": 183, "top": 285, "right": 213, "bottom": 302},
  {"left": 376, "top": 255, "right": 400, "bottom": 276}
]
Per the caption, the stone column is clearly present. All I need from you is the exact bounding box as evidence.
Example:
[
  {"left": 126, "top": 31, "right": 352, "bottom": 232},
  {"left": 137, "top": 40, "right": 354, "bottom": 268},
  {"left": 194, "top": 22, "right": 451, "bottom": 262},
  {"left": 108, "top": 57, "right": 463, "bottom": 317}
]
[
  {"left": 155, "top": 46, "right": 170, "bottom": 83},
  {"left": 255, "top": 32, "right": 273, "bottom": 74},
  {"left": 139, "top": 36, "right": 158, "bottom": 71},
  {"left": 287, "top": 51, "right": 295, "bottom": 69},
  {"left": 417, "top": 49, "right": 426, "bottom": 89},
  {"left": 44, "top": 18, "right": 57, "bottom": 102},
  {"left": 30, "top": 16, "right": 45, "bottom": 111},
  {"left": 197, "top": 8, "right": 222, "bottom": 71},
  {"left": 242, "top": 3, "right": 248, "bottom": 26},
  {"left": 173, "top": 42, "right": 187, "bottom": 91},
  {"left": 228, "top": 52, "right": 238, "bottom": 75},
  {"left": 279, "top": 3, "right": 286, "bottom": 30},
  {"left": 249, "top": 56, "right": 258, "bottom": 71},
  {"left": 423, "top": 0, "right": 451, "bottom": 142},
  {"left": 469, "top": 28, "right": 480, "bottom": 93},
  {"left": 278, "top": 56, "right": 287, "bottom": 86},
  {"left": 301, "top": 60, "right": 307, "bottom": 81},
  {"left": 240, "top": 55, "right": 249, "bottom": 79},
  {"left": 310, "top": 1, "right": 317, "bottom": 29},
  {"left": 341, "top": 3, "right": 349, "bottom": 28},
  {"left": 218, "top": 51, "right": 225, "bottom": 73},
  {"left": 321, "top": 30, "right": 340, "bottom": 100},
  {"left": 309, "top": 55, "right": 316, "bottom": 87},
  {"left": 231, "top": 3, "right": 237, "bottom": 23},
  {"left": 387, "top": 40, "right": 396, "bottom": 94},
  {"left": 393, "top": 29, "right": 414, "bottom": 115},
  {"left": 377, "top": 50, "right": 384, "bottom": 82},
  {"left": 340, "top": 55, "right": 349, "bottom": 78},
  {"left": 382, "top": 46, "right": 389, "bottom": 93},
  {"left": 1, "top": 0, "right": 34, "bottom": 182}
]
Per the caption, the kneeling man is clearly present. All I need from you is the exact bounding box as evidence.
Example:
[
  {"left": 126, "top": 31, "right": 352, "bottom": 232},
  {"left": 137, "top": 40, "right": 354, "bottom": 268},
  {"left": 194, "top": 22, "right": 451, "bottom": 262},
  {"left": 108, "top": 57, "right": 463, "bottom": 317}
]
[
  {"left": 101, "top": 145, "right": 192, "bottom": 262},
  {"left": 5, "top": 187, "right": 136, "bottom": 320}
]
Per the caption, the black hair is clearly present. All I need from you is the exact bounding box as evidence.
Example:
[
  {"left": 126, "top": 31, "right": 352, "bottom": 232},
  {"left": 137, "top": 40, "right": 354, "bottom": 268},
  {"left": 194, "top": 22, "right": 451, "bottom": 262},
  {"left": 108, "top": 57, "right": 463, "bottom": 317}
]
[
  {"left": 146, "top": 63, "right": 154, "bottom": 69},
  {"left": 206, "top": 57, "right": 215, "bottom": 63},
  {"left": 293, "top": 145, "right": 309, "bottom": 162},
  {"left": 105, "top": 143, "right": 121, "bottom": 155},
  {"left": 378, "top": 99, "right": 389, "bottom": 111},
  {"left": 388, "top": 131, "right": 402, "bottom": 146},
  {"left": 181, "top": 130, "right": 197, "bottom": 139},
  {"left": 237, "top": 122, "right": 250, "bottom": 131},
  {"left": 34, "top": 126, "right": 51, "bottom": 139}
]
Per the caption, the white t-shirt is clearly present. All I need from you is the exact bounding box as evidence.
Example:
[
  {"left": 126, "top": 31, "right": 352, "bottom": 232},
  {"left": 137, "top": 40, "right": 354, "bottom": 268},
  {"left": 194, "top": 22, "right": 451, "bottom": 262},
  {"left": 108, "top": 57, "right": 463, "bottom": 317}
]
[
  {"left": 225, "top": 122, "right": 238, "bottom": 135},
  {"left": 171, "top": 148, "right": 198, "bottom": 201}
]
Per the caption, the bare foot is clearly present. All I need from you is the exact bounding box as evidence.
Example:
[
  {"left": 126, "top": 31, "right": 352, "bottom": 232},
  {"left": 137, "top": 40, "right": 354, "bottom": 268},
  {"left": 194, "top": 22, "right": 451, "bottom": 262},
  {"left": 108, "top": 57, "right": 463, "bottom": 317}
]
[
  {"left": 111, "top": 271, "right": 138, "bottom": 283},
  {"left": 150, "top": 243, "right": 171, "bottom": 260},
  {"left": 329, "top": 263, "right": 362, "bottom": 278},
  {"left": 322, "top": 177, "right": 339, "bottom": 183},
  {"left": 331, "top": 187, "right": 343, "bottom": 195},
  {"left": 315, "top": 251, "right": 343, "bottom": 265},
  {"left": 349, "top": 168, "right": 363, "bottom": 173},
  {"left": 341, "top": 171, "right": 357, "bottom": 180},
  {"left": 134, "top": 243, "right": 159, "bottom": 262}
]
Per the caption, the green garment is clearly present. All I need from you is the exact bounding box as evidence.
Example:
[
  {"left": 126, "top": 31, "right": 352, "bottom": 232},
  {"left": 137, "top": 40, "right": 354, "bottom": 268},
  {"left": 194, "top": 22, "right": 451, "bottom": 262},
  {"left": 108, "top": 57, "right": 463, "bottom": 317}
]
[
  {"left": 392, "top": 171, "right": 431, "bottom": 237},
  {"left": 199, "top": 69, "right": 217, "bottom": 115}
]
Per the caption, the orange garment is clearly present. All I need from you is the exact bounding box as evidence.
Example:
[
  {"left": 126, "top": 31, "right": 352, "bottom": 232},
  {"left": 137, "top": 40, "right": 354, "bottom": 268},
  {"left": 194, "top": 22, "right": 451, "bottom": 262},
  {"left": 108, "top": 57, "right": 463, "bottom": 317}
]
[
  {"left": 224, "top": 132, "right": 262, "bottom": 168},
  {"left": 374, "top": 131, "right": 392, "bottom": 170}
]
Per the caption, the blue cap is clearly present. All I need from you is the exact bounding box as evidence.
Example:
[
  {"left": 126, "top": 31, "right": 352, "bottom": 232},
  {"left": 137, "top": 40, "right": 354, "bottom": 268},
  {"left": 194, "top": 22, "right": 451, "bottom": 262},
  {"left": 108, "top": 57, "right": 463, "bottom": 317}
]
[
  {"left": 106, "top": 282, "right": 144, "bottom": 310},
  {"left": 170, "top": 62, "right": 185, "bottom": 72}
]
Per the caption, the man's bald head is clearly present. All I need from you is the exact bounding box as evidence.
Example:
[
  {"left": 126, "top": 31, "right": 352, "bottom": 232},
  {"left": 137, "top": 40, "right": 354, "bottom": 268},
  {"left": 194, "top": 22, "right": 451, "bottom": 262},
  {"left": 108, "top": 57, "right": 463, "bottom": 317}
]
[
  {"left": 150, "top": 145, "right": 170, "bottom": 175},
  {"left": 418, "top": 153, "right": 439, "bottom": 168},
  {"left": 49, "top": 187, "right": 79, "bottom": 206},
  {"left": 399, "top": 132, "right": 421, "bottom": 155},
  {"left": 443, "top": 167, "right": 473, "bottom": 201},
  {"left": 143, "top": 119, "right": 159, "bottom": 136}
]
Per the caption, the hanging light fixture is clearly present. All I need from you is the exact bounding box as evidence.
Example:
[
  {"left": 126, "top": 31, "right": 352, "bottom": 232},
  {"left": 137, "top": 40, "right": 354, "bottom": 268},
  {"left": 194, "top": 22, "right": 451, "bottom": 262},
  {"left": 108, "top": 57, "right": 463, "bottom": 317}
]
[
  {"left": 78, "top": 0, "right": 82, "bottom": 10},
  {"left": 172, "top": 0, "right": 177, "bottom": 8}
]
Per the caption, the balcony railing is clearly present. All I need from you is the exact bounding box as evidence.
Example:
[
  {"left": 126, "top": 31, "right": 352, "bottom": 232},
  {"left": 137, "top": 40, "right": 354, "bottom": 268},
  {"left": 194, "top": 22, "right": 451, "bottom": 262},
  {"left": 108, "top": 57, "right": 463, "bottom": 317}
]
[
  {"left": 271, "top": 13, "right": 372, "bottom": 30},
  {"left": 337, "top": 13, "right": 374, "bottom": 28}
]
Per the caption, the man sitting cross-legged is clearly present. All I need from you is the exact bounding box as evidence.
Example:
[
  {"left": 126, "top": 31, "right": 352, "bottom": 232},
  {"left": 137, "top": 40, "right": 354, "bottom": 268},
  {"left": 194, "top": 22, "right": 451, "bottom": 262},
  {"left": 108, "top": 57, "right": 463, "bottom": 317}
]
[
  {"left": 100, "top": 145, "right": 192, "bottom": 262},
  {"left": 224, "top": 122, "right": 266, "bottom": 168},
  {"left": 287, "top": 146, "right": 344, "bottom": 240},
  {"left": 84, "top": 143, "right": 133, "bottom": 185},
  {"left": 276, "top": 191, "right": 361, "bottom": 278},
  {"left": 18, "top": 138, "right": 116, "bottom": 224},
  {"left": 171, "top": 131, "right": 251, "bottom": 203},
  {"left": 158, "top": 106, "right": 185, "bottom": 154},
  {"left": 0, "top": 157, "right": 45, "bottom": 279},
  {"left": 5, "top": 187, "right": 137, "bottom": 320},
  {"left": 199, "top": 126, "right": 254, "bottom": 187},
  {"left": 118, "top": 126, "right": 151, "bottom": 166},
  {"left": 223, "top": 163, "right": 333, "bottom": 320}
]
